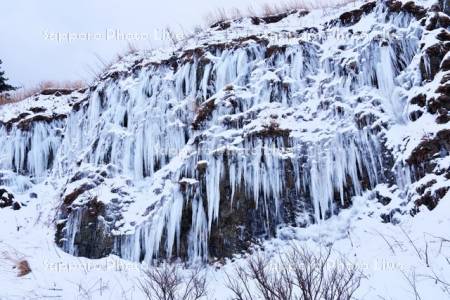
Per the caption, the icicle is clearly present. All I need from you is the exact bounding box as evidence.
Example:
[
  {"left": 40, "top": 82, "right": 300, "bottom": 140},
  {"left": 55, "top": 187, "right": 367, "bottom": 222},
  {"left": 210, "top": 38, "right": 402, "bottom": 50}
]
[
  {"left": 376, "top": 45, "right": 396, "bottom": 100},
  {"left": 1, "top": 3, "right": 430, "bottom": 265},
  {"left": 303, "top": 131, "right": 382, "bottom": 220},
  {"left": 201, "top": 63, "right": 212, "bottom": 100},
  {"left": 0, "top": 122, "right": 63, "bottom": 181},
  {"left": 188, "top": 196, "right": 208, "bottom": 263},
  {"left": 395, "top": 162, "right": 412, "bottom": 189},
  {"left": 61, "top": 208, "right": 82, "bottom": 256},
  {"left": 206, "top": 157, "right": 222, "bottom": 231},
  {"left": 165, "top": 189, "right": 184, "bottom": 256}
]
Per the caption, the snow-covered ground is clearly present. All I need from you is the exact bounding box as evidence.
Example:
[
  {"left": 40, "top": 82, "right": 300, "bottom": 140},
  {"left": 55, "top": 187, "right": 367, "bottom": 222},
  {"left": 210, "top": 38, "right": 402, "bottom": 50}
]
[
  {"left": 0, "top": 180, "right": 449, "bottom": 299},
  {"left": 1, "top": 0, "right": 449, "bottom": 299}
]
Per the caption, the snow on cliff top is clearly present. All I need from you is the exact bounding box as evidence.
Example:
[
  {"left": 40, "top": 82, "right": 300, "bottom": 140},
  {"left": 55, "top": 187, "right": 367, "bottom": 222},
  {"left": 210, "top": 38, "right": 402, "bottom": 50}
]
[
  {"left": 0, "top": 90, "right": 86, "bottom": 123},
  {"left": 97, "top": 0, "right": 432, "bottom": 79},
  {"left": 0, "top": 0, "right": 449, "bottom": 298}
]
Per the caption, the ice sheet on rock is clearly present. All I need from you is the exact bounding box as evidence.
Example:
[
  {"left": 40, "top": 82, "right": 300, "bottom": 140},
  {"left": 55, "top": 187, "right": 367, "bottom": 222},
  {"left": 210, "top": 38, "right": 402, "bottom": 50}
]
[{"left": 1, "top": 0, "right": 449, "bottom": 266}]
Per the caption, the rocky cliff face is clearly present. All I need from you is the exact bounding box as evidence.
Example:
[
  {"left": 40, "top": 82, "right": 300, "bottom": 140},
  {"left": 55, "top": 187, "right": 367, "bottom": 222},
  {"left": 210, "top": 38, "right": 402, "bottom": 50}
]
[{"left": 0, "top": 0, "right": 449, "bottom": 265}]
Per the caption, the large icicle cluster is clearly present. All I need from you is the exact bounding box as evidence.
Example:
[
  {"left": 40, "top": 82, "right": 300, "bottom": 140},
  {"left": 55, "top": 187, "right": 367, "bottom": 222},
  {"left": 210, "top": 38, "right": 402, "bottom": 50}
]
[
  {"left": 0, "top": 0, "right": 448, "bottom": 264},
  {"left": 0, "top": 122, "right": 63, "bottom": 179}
]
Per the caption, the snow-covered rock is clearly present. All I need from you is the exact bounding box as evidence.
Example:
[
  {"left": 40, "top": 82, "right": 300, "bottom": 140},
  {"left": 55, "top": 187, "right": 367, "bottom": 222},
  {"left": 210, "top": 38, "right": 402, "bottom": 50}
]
[{"left": 0, "top": 2, "right": 449, "bottom": 298}]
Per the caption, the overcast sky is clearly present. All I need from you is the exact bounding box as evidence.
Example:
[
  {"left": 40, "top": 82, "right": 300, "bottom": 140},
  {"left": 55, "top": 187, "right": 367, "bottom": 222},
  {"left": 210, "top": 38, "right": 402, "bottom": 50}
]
[{"left": 1, "top": 0, "right": 282, "bottom": 88}]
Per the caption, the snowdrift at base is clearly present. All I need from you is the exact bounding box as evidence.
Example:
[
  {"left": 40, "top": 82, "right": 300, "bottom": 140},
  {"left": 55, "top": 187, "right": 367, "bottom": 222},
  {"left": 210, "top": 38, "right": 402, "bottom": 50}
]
[{"left": 0, "top": 0, "right": 449, "bottom": 299}]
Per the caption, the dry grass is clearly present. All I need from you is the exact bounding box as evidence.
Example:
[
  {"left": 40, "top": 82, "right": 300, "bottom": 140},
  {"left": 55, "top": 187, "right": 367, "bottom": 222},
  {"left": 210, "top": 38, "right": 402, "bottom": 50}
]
[
  {"left": 0, "top": 80, "right": 87, "bottom": 105},
  {"left": 1, "top": 42, "right": 139, "bottom": 106},
  {"left": 88, "top": 43, "right": 139, "bottom": 81},
  {"left": 164, "top": 27, "right": 181, "bottom": 47},
  {"left": 1, "top": 249, "right": 32, "bottom": 277},
  {"left": 204, "top": 8, "right": 232, "bottom": 26},
  {"left": 16, "top": 260, "right": 32, "bottom": 277},
  {"left": 205, "top": 0, "right": 364, "bottom": 26},
  {"left": 0, "top": 95, "right": 12, "bottom": 105},
  {"left": 108, "top": 43, "right": 139, "bottom": 66},
  {"left": 204, "top": 7, "right": 239, "bottom": 26}
]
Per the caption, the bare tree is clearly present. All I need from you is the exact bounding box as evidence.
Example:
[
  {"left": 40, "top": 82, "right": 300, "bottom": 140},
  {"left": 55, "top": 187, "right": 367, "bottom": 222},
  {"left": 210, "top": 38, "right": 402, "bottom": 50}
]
[
  {"left": 226, "top": 253, "right": 294, "bottom": 300},
  {"left": 289, "top": 245, "right": 362, "bottom": 300},
  {"left": 138, "top": 263, "right": 207, "bottom": 300},
  {"left": 225, "top": 245, "right": 363, "bottom": 300}
]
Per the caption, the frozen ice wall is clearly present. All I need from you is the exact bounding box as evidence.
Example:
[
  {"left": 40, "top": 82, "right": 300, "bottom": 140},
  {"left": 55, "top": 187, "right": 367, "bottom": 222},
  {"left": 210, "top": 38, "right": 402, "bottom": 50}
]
[{"left": 1, "top": 0, "right": 447, "bottom": 264}]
